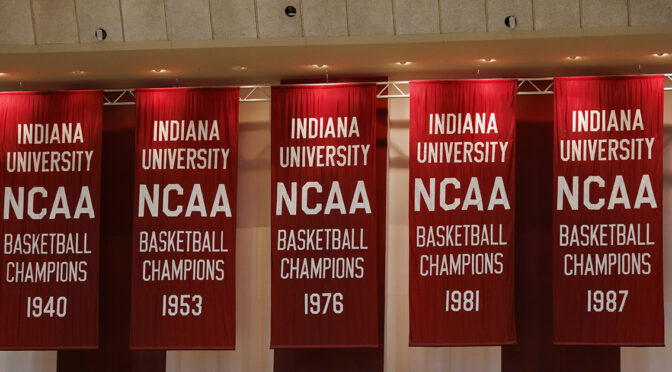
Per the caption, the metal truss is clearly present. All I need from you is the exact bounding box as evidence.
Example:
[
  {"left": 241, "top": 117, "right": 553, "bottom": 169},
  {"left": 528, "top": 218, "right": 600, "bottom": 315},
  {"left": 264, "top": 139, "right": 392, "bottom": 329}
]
[
  {"left": 376, "top": 81, "right": 410, "bottom": 99},
  {"left": 239, "top": 85, "right": 271, "bottom": 102},
  {"left": 103, "top": 74, "right": 672, "bottom": 105},
  {"left": 375, "top": 79, "right": 555, "bottom": 98},
  {"left": 376, "top": 78, "right": 554, "bottom": 98},
  {"left": 377, "top": 74, "right": 672, "bottom": 98},
  {"left": 103, "top": 86, "right": 271, "bottom": 106},
  {"left": 516, "top": 78, "right": 554, "bottom": 95},
  {"left": 103, "top": 89, "right": 135, "bottom": 106}
]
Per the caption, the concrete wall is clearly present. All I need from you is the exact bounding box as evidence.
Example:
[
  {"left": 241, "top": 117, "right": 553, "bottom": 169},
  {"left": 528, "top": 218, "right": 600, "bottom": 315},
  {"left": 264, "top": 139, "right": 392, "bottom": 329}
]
[{"left": 0, "top": 0, "right": 670, "bottom": 45}]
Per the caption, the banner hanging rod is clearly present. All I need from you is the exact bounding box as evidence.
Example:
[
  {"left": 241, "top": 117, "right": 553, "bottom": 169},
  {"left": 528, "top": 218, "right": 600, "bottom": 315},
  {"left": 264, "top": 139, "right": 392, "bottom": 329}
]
[{"left": 103, "top": 75, "right": 672, "bottom": 106}]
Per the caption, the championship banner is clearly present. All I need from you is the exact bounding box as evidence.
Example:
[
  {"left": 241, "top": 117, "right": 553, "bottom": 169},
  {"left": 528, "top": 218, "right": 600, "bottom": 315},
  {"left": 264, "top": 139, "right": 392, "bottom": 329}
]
[
  {"left": 130, "top": 88, "right": 238, "bottom": 349},
  {"left": 553, "top": 76, "right": 664, "bottom": 345},
  {"left": 0, "top": 91, "right": 102, "bottom": 348},
  {"left": 271, "top": 84, "right": 378, "bottom": 347},
  {"left": 409, "top": 80, "right": 517, "bottom": 345}
]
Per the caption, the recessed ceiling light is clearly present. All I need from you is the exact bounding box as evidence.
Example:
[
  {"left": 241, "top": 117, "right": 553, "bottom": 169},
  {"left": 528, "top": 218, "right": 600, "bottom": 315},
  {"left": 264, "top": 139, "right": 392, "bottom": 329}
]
[
  {"left": 567, "top": 56, "right": 581, "bottom": 60},
  {"left": 312, "top": 64, "right": 327, "bottom": 69},
  {"left": 232, "top": 66, "right": 248, "bottom": 71},
  {"left": 71, "top": 70, "right": 86, "bottom": 75},
  {"left": 653, "top": 52, "right": 669, "bottom": 57},
  {"left": 396, "top": 61, "right": 411, "bottom": 66},
  {"left": 0, "top": 72, "right": 6, "bottom": 76},
  {"left": 481, "top": 58, "right": 496, "bottom": 63},
  {"left": 152, "top": 68, "right": 167, "bottom": 73}
]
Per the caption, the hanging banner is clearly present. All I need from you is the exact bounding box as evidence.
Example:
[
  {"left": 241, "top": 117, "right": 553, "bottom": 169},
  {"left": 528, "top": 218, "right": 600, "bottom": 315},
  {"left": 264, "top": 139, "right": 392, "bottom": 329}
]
[
  {"left": 409, "top": 80, "right": 517, "bottom": 345},
  {"left": 0, "top": 91, "right": 102, "bottom": 349},
  {"left": 270, "top": 84, "right": 378, "bottom": 347},
  {"left": 553, "top": 76, "right": 664, "bottom": 345},
  {"left": 130, "top": 88, "right": 238, "bottom": 349}
]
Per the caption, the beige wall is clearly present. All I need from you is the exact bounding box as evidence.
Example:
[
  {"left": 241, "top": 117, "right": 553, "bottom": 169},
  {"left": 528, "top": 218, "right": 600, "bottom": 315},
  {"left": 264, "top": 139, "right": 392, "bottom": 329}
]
[{"left": 0, "top": 351, "right": 55, "bottom": 372}]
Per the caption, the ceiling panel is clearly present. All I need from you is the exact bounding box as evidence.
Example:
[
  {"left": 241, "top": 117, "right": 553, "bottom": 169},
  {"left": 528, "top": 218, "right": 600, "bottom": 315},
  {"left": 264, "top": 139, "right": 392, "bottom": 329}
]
[
  {"left": 486, "top": 0, "right": 533, "bottom": 32},
  {"left": 347, "top": 0, "right": 395, "bottom": 36},
  {"left": 581, "top": 0, "right": 628, "bottom": 28},
  {"left": 394, "top": 0, "right": 440, "bottom": 35},
  {"left": 32, "top": 0, "right": 79, "bottom": 44},
  {"left": 75, "top": 0, "right": 125, "bottom": 43},
  {"left": 439, "top": 0, "right": 486, "bottom": 33},
  {"left": 302, "top": 0, "right": 348, "bottom": 37},
  {"left": 533, "top": 0, "right": 580, "bottom": 30},
  {"left": 165, "top": 0, "right": 213, "bottom": 40},
  {"left": 211, "top": 0, "right": 258, "bottom": 39},
  {"left": 120, "top": 0, "right": 168, "bottom": 42},
  {"left": 0, "top": 0, "right": 35, "bottom": 45}
]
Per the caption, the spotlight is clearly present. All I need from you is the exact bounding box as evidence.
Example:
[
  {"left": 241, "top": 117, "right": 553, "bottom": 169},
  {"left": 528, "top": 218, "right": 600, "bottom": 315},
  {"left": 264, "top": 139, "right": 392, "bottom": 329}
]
[
  {"left": 504, "top": 15, "right": 518, "bottom": 30},
  {"left": 481, "top": 58, "right": 495, "bottom": 63},
  {"left": 95, "top": 27, "right": 107, "bottom": 41},
  {"left": 312, "top": 64, "right": 328, "bottom": 69},
  {"left": 653, "top": 52, "right": 669, "bottom": 57},
  {"left": 285, "top": 6, "right": 297, "bottom": 17},
  {"left": 152, "top": 68, "right": 167, "bottom": 73},
  {"left": 71, "top": 70, "right": 86, "bottom": 75},
  {"left": 396, "top": 61, "right": 411, "bottom": 66},
  {"left": 567, "top": 56, "right": 581, "bottom": 60},
  {"left": 232, "top": 66, "right": 248, "bottom": 71}
]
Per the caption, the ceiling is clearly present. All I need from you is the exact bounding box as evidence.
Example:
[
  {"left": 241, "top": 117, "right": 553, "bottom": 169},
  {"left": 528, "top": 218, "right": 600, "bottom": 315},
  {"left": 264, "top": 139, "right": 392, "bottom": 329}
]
[{"left": 0, "top": 30, "right": 671, "bottom": 91}]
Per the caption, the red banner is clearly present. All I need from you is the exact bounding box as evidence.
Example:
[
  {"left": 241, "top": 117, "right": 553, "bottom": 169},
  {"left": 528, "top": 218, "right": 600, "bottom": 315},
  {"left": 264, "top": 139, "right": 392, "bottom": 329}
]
[
  {"left": 553, "top": 76, "right": 664, "bottom": 345},
  {"left": 130, "top": 88, "right": 238, "bottom": 349},
  {"left": 409, "top": 80, "right": 517, "bottom": 345},
  {"left": 270, "top": 84, "right": 378, "bottom": 347},
  {"left": 0, "top": 91, "right": 102, "bottom": 349}
]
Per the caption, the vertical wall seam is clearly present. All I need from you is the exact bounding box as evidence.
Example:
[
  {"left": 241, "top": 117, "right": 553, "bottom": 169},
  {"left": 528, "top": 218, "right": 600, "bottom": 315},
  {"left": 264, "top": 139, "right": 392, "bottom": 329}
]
[
  {"left": 484, "top": 0, "right": 489, "bottom": 32},
  {"left": 299, "top": 0, "right": 305, "bottom": 37},
  {"left": 345, "top": 0, "right": 350, "bottom": 36},
  {"left": 253, "top": 0, "right": 260, "bottom": 38},
  {"left": 73, "top": 0, "right": 81, "bottom": 43},
  {"left": 391, "top": 0, "right": 397, "bottom": 35},
  {"left": 578, "top": 0, "right": 583, "bottom": 29},
  {"left": 118, "top": 0, "right": 126, "bottom": 42},
  {"left": 28, "top": 0, "right": 38, "bottom": 44},
  {"left": 162, "top": 0, "right": 170, "bottom": 40},
  {"left": 207, "top": 0, "right": 215, "bottom": 39},
  {"left": 531, "top": 0, "right": 536, "bottom": 30},
  {"left": 437, "top": 0, "right": 442, "bottom": 33},
  {"left": 627, "top": 0, "right": 631, "bottom": 26}
]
